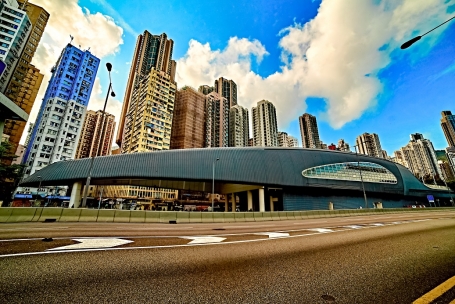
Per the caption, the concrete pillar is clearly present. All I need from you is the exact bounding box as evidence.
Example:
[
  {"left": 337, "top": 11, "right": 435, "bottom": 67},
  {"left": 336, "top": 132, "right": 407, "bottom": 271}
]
[
  {"left": 247, "top": 190, "right": 253, "bottom": 211},
  {"left": 328, "top": 202, "right": 333, "bottom": 210},
  {"left": 231, "top": 193, "right": 236, "bottom": 212},
  {"left": 259, "top": 187, "right": 265, "bottom": 212},
  {"left": 225, "top": 199, "right": 228, "bottom": 212},
  {"left": 270, "top": 196, "right": 274, "bottom": 212},
  {"left": 69, "top": 181, "right": 82, "bottom": 208}
]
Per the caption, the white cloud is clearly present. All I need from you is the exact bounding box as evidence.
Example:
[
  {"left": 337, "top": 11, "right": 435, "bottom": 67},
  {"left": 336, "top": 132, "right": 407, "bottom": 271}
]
[
  {"left": 21, "top": 0, "right": 124, "bottom": 143},
  {"left": 176, "top": 0, "right": 454, "bottom": 130}
]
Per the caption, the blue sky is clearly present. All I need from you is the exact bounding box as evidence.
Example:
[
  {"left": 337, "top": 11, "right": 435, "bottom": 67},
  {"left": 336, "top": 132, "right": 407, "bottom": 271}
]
[{"left": 30, "top": 0, "right": 455, "bottom": 155}]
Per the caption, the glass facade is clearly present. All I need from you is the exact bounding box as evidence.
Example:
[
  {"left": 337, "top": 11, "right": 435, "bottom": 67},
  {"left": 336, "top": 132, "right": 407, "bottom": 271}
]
[{"left": 302, "top": 162, "right": 397, "bottom": 184}]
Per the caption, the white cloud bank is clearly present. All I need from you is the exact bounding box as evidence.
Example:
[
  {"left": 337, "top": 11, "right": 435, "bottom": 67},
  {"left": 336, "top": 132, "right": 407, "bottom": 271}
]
[
  {"left": 22, "top": 0, "right": 124, "bottom": 143},
  {"left": 176, "top": 0, "right": 454, "bottom": 130}
]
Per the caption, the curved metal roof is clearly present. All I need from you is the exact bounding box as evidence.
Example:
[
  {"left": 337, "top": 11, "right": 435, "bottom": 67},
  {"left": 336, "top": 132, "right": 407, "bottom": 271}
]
[{"left": 21, "top": 147, "right": 440, "bottom": 196}]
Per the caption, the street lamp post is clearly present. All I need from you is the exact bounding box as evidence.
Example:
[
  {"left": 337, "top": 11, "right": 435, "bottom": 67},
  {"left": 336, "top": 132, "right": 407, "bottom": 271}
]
[
  {"left": 401, "top": 15, "right": 455, "bottom": 49},
  {"left": 211, "top": 158, "right": 220, "bottom": 212},
  {"left": 81, "top": 63, "right": 115, "bottom": 208},
  {"left": 353, "top": 145, "right": 368, "bottom": 209}
]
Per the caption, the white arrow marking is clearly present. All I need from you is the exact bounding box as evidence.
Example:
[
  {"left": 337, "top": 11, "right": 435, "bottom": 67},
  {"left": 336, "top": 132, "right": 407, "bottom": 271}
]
[
  {"left": 47, "top": 238, "right": 133, "bottom": 251},
  {"left": 306, "top": 228, "right": 333, "bottom": 233},
  {"left": 343, "top": 225, "right": 364, "bottom": 229},
  {"left": 181, "top": 236, "right": 226, "bottom": 244},
  {"left": 256, "top": 232, "right": 290, "bottom": 238}
]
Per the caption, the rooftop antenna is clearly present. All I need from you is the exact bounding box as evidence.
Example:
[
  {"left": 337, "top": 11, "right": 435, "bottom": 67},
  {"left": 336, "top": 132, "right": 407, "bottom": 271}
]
[
  {"left": 87, "top": 47, "right": 91, "bottom": 51},
  {"left": 69, "top": 35, "right": 74, "bottom": 45}
]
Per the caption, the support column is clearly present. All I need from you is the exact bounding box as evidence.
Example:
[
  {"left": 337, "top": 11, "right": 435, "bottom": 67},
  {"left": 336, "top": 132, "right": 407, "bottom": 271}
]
[
  {"left": 247, "top": 190, "right": 253, "bottom": 211},
  {"left": 225, "top": 198, "right": 228, "bottom": 212},
  {"left": 270, "top": 196, "right": 274, "bottom": 211},
  {"left": 69, "top": 181, "right": 82, "bottom": 208},
  {"left": 231, "top": 193, "right": 236, "bottom": 212},
  {"left": 259, "top": 187, "right": 265, "bottom": 212}
]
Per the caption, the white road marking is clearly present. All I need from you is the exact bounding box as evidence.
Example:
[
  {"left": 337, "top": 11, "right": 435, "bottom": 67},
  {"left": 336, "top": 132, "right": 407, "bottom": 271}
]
[
  {"left": 222, "top": 225, "right": 275, "bottom": 229},
  {"left": 47, "top": 238, "right": 133, "bottom": 251},
  {"left": 306, "top": 228, "right": 333, "bottom": 233},
  {"left": 256, "top": 232, "right": 290, "bottom": 238},
  {"left": 369, "top": 223, "right": 384, "bottom": 226},
  {"left": 343, "top": 225, "right": 364, "bottom": 229},
  {"left": 181, "top": 236, "right": 226, "bottom": 244}
]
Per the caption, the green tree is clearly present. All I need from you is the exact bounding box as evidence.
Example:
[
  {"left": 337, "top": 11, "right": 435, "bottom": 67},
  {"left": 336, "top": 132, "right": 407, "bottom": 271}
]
[{"left": 0, "top": 141, "right": 25, "bottom": 205}]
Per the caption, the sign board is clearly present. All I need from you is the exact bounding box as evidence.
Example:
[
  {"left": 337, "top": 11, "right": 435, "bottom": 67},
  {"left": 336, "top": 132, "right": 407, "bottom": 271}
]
[
  {"left": 0, "top": 60, "right": 6, "bottom": 77},
  {"left": 427, "top": 195, "right": 435, "bottom": 203}
]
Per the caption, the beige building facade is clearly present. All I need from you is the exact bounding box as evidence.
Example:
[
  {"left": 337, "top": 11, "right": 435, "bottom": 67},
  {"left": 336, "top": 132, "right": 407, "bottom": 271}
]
[
  {"left": 170, "top": 86, "right": 206, "bottom": 149},
  {"left": 299, "top": 113, "right": 321, "bottom": 149},
  {"left": 76, "top": 110, "right": 116, "bottom": 159},
  {"left": 252, "top": 100, "right": 278, "bottom": 147}
]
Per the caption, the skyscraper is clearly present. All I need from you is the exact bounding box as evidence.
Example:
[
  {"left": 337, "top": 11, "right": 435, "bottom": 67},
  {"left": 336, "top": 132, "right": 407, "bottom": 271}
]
[
  {"left": 75, "top": 110, "right": 116, "bottom": 159},
  {"left": 205, "top": 92, "right": 229, "bottom": 147},
  {"left": 252, "top": 100, "right": 278, "bottom": 147},
  {"left": 356, "top": 132, "right": 383, "bottom": 158},
  {"left": 337, "top": 139, "right": 350, "bottom": 152},
  {"left": 278, "top": 132, "right": 299, "bottom": 147},
  {"left": 3, "top": 65, "right": 43, "bottom": 150},
  {"left": 229, "top": 105, "right": 249, "bottom": 147},
  {"left": 215, "top": 77, "right": 237, "bottom": 108},
  {"left": 0, "top": 0, "right": 32, "bottom": 92},
  {"left": 23, "top": 44, "right": 100, "bottom": 176},
  {"left": 398, "top": 133, "right": 442, "bottom": 179},
  {"left": 116, "top": 30, "right": 176, "bottom": 150},
  {"left": 299, "top": 113, "right": 321, "bottom": 149},
  {"left": 441, "top": 110, "right": 455, "bottom": 147},
  {"left": 1, "top": 1, "right": 48, "bottom": 152},
  {"left": 170, "top": 86, "right": 206, "bottom": 149}
]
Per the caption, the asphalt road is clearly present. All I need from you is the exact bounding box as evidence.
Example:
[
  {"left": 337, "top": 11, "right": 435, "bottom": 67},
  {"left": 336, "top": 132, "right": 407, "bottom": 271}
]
[{"left": 0, "top": 211, "right": 455, "bottom": 303}]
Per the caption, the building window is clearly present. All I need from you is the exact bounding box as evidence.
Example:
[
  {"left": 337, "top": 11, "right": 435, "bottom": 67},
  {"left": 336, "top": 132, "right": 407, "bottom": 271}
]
[{"left": 302, "top": 162, "right": 397, "bottom": 184}]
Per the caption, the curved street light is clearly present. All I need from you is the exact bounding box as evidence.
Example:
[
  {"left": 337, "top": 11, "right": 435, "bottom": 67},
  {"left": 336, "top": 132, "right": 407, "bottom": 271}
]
[
  {"left": 401, "top": 15, "right": 455, "bottom": 49},
  {"left": 81, "top": 63, "right": 115, "bottom": 208}
]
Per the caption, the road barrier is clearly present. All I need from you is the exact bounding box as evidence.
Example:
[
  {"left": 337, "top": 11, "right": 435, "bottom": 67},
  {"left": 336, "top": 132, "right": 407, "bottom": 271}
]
[
  {"left": 0, "top": 207, "right": 453, "bottom": 224},
  {"left": 97, "top": 210, "right": 116, "bottom": 222}
]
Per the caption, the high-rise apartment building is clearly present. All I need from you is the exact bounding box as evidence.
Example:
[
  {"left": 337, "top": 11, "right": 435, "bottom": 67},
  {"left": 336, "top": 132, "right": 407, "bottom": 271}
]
[
  {"left": 299, "top": 113, "right": 321, "bottom": 149},
  {"left": 446, "top": 147, "right": 455, "bottom": 174},
  {"left": 229, "top": 105, "right": 249, "bottom": 147},
  {"left": 121, "top": 68, "right": 176, "bottom": 153},
  {"left": 337, "top": 139, "right": 350, "bottom": 152},
  {"left": 170, "top": 86, "right": 206, "bottom": 149},
  {"left": 0, "top": 0, "right": 32, "bottom": 91},
  {"left": 23, "top": 44, "right": 100, "bottom": 176},
  {"left": 116, "top": 30, "right": 176, "bottom": 150},
  {"left": 75, "top": 110, "right": 116, "bottom": 159},
  {"left": 215, "top": 77, "right": 237, "bottom": 108},
  {"left": 114, "top": 30, "right": 178, "bottom": 202},
  {"left": 278, "top": 131, "right": 298, "bottom": 147},
  {"left": 441, "top": 111, "right": 455, "bottom": 147},
  {"left": 252, "top": 100, "right": 278, "bottom": 147},
  {"left": 1, "top": 1, "right": 48, "bottom": 152},
  {"left": 356, "top": 132, "right": 383, "bottom": 158},
  {"left": 3, "top": 65, "right": 43, "bottom": 150},
  {"left": 398, "top": 133, "right": 442, "bottom": 179},
  {"left": 205, "top": 91, "right": 229, "bottom": 147},
  {"left": 393, "top": 150, "right": 407, "bottom": 167}
]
